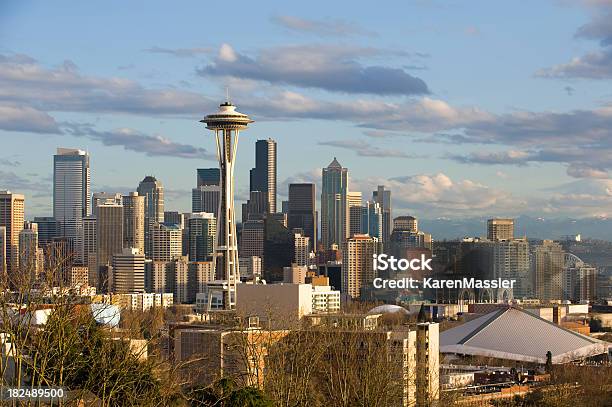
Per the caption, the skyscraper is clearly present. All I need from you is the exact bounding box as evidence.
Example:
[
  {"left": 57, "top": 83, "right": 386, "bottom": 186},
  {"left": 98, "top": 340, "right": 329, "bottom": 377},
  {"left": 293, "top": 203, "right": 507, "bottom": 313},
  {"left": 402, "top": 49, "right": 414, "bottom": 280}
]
[
  {"left": 347, "top": 191, "right": 363, "bottom": 238},
  {"left": 92, "top": 192, "right": 122, "bottom": 216},
  {"left": 193, "top": 168, "right": 221, "bottom": 214},
  {"left": 197, "top": 168, "right": 221, "bottom": 187},
  {"left": 361, "top": 201, "right": 383, "bottom": 240},
  {"left": 341, "top": 234, "right": 379, "bottom": 300},
  {"left": 151, "top": 223, "right": 182, "bottom": 262},
  {"left": 192, "top": 186, "right": 221, "bottom": 214},
  {"left": 287, "top": 183, "right": 317, "bottom": 252},
  {"left": 372, "top": 186, "right": 392, "bottom": 244},
  {"left": 53, "top": 148, "right": 90, "bottom": 263},
  {"left": 239, "top": 219, "right": 265, "bottom": 262},
  {"left": 137, "top": 176, "right": 164, "bottom": 257},
  {"left": 200, "top": 101, "right": 253, "bottom": 310},
  {"left": 0, "top": 190, "right": 25, "bottom": 274},
  {"left": 33, "top": 217, "right": 61, "bottom": 247},
  {"left": 112, "top": 247, "right": 145, "bottom": 293},
  {"left": 188, "top": 213, "right": 216, "bottom": 262},
  {"left": 123, "top": 192, "right": 145, "bottom": 255},
  {"left": 487, "top": 218, "right": 514, "bottom": 241},
  {"left": 321, "top": 158, "right": 349, "bottom": 249},
  {"left": 242, "top": 190, "right": 268, "bottom": 222},
  {"left": 96, "top": 202, "right": 124, "bottom": 290},
  {"left": 249, "top": 139, "right": 277, "bottom": 213}
]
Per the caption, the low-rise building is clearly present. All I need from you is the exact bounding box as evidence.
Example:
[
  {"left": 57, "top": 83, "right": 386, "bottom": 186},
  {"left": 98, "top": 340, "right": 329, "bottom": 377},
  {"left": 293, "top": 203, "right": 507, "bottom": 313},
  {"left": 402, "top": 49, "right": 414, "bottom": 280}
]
[{"left": 311, "top": 285, "right": 340, "bottom": 313}]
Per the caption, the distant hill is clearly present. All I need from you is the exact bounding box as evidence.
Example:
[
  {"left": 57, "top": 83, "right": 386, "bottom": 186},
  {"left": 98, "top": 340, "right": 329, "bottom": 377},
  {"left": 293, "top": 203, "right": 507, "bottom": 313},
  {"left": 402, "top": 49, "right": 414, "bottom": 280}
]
[{"left": 419, "top": 215, "right": 612, "bottom": 241}]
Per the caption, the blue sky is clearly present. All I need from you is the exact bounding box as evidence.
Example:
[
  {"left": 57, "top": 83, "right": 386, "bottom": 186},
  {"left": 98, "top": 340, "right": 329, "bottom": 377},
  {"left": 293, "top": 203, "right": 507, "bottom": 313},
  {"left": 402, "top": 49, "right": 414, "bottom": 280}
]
[{"left": 0, "top": 0, "right": 611, "bottom": 220}]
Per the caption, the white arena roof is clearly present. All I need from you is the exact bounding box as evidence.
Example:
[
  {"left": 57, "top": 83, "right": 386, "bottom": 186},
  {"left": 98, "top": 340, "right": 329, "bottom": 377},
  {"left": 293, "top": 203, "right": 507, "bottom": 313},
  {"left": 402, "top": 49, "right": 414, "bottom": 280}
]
[{"left": 440, "top": 307, "right": 609, "bottom": 363}]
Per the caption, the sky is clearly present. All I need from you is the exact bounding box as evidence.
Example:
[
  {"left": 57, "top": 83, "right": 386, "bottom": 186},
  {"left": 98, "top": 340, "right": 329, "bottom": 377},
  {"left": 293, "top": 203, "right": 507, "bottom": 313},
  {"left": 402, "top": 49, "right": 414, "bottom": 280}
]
[{"left": 0, "top": 0, "right": 611, "bottom": 222}]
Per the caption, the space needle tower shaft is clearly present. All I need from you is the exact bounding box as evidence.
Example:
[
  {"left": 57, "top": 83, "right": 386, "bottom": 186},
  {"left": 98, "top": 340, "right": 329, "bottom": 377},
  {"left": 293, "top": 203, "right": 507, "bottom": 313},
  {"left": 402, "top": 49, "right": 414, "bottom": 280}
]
[{"left": 200, "top": 101, "right": 253, "bottom": 310}]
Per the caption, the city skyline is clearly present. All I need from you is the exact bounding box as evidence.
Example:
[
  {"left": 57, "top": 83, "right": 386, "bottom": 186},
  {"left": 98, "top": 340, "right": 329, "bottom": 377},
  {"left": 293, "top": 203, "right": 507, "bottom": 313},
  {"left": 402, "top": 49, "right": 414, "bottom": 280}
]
[{"left": 1, "top": 0, "right": 611, "bottom": 224}]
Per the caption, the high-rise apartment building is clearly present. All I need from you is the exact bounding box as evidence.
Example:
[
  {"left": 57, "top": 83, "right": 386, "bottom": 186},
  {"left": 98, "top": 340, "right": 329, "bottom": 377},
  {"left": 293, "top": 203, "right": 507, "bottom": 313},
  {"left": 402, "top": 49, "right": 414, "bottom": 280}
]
[
  {"left": 287, "top": 183, "right": 317, "bottom": 252},
  {"left": 492, "top": 238, "right": 530, "bottom": 298},
  {"left": 0, "top": 226, "right": 6, "bottom": 273},
  {"left": 19, "top": 222, "right": 42, "bottom": 274},
  {"left": 249, "top": 139, "right": 277, "bottom": 213},
  {"left": 170, "top": 257, "right": 215, "bottom": 304},
  {"left": 112, "top": 247, "right": 145, "bottom": 293},
  {"left": 292, "top": 229, "right": 310, "bottom": 267},
  {"left": 137, "top": 176, "right": 164, "bottom": 257},
  {"left": 53, "top": 148, "right": 90, "bottom": 263},
  {"left": 151, "top": 223, "right": 182, "bottom": 262},
  {"left": 188, "top": 213, "right": 216, "bottom": 262},
  {"left": 0, "top": 190, "right": 25, "bottom": 274},
  {"left": 563, "top": 256, "right": 597, "bottom": 303},
  {"left": 145, "top": 261, "right": 172, "bottom": 294},
  {"left": 123, "top": 192, "right": 145, "bottom": 254},
  {"left": 83, "top": 215, "right": 96, "bottom": 271},
  {"left": 347, "top": 191, "right": 363, "bottom": 238},
  {"left": 341, "top": 234, "right": 379, "bottom": 300},
  {"left": 534, "top": 240, "right": 565, "bottom": 301},
  {"left": 372, "top": 186, "right": 392, "bottom": 244},
  {"left": 321, "top": 158, "right": 349, "bottom": 249},
  {"left": 191, "top": 260, "right": 215, "bottom": 297},
  {"left": 487, "top": 218, "right": 514, "bottom": 241}
]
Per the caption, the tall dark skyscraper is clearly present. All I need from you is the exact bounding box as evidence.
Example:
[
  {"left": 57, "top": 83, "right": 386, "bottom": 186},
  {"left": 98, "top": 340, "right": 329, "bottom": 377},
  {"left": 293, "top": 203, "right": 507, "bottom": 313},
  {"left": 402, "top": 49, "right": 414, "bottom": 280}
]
[
  {"left": 372, "top": 185, "right": 392, "bottom": 245},
  {"left": 242, "top": 191, "right": 268, "bottom": 223},
  {"left": 321, "top": 158, "right": 348, "bottom": 249},
  {"left": 249, "top": 139, "right": 277, "bottom": 213},
  {"left": 197, "top": 168, "right": 221, "bottom": 187},
  {"left": 288, "top": 183, "right": 317, "bottom": 252},
  {"left": 33, "top": 216, "right": 61, "bottom": 247}
]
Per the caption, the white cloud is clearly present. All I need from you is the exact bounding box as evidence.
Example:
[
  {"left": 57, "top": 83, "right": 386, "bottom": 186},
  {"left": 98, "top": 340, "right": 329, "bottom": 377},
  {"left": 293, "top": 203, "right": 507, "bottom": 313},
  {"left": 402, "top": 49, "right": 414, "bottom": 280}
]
[
  {"left": 271, "top": 15, "right": 377, "bottom": 38},
  {"left": 0, "top": 54, "right": 213, "bottom": 116},
  {"left": 198, "top": 44, "right": 430, "bottom": 95},
  {"left": 218, "top": 43, "right": 238, "bottom": 63},
  {"left": 0, "top": 104, "right": 59, "bottom": 133}
]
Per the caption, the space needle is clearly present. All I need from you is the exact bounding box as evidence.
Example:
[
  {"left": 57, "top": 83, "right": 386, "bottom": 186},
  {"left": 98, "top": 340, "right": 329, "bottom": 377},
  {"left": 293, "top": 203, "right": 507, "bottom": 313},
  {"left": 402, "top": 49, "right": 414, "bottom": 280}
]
[{"left": 200, "top": 101, "right": 253, "bottom": 310}]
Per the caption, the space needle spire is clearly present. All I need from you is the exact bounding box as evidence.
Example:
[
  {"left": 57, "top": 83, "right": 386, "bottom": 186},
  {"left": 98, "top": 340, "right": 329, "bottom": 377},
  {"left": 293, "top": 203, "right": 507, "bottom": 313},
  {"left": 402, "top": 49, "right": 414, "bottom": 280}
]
[{"left": 200, "top": 101, "right": 253, "bottom": 310}]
